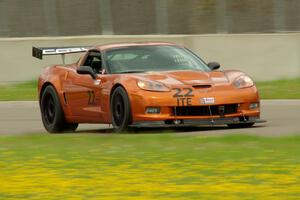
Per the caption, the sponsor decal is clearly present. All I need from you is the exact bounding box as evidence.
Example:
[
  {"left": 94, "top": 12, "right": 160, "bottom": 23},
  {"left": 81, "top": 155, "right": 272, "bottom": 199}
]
[{"left": 200, "top": 97, "right": 215, "bottom": 104}]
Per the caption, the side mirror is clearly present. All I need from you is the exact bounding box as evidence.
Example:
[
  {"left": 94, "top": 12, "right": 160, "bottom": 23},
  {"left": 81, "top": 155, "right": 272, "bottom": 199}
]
[
  {"left": 207, "top": 62, "right": 221, "bottom": 70},
  {"left": 77, "top": 66, "right": 97, "bottom": 79}
]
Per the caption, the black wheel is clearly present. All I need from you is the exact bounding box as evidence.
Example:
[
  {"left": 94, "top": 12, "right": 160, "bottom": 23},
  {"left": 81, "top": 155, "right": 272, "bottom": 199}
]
[
  {"left": 110, "top": 87, "right": 132, "bottom": 132},
  {"left": 40, "top": 85, "right": 78, "bottom": 133},
  {"left": 227, "top": 123, "right": 255, "bottom": 129},
  {"left": 62, "top": 123, "right": 79, "bottom": 132}
]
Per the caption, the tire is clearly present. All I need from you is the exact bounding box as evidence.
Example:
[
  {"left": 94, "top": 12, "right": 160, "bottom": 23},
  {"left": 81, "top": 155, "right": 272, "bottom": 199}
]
[
  {"left": 227, "top": 123, "right": 255, "bottom": 129},
  {"left": 110, "top": 86, "right": 132, "bottom": 132},
  {"left": 40, "top": 85, "right": 78, "bottom": 133},
  {"left": 62, "top": 123, "right": 79, "bottom": 132}
]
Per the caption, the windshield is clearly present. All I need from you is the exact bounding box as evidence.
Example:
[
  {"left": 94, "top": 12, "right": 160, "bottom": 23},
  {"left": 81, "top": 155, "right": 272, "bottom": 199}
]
[{"left": 104, "top": 45, "right": 210, "bottom": 74}]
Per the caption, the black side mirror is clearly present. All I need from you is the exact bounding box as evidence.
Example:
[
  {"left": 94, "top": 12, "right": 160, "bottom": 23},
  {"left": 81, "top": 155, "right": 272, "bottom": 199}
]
[
  {"left": 77, "top": 66, "right": 97, "bottom": 79},
  {"left": 207, "top": 62, "right": 221, "bottom": 70}
]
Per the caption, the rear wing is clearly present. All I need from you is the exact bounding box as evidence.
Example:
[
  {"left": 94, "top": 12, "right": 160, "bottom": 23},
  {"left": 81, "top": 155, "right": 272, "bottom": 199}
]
[{"left": 32, "top": 46, "right": 91, "bottom": 63}]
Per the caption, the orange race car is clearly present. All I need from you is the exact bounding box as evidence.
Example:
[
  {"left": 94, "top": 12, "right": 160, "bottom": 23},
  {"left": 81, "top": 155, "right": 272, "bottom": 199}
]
[{"left": 33, "top": 42, "right": 265, "bottom": 133}]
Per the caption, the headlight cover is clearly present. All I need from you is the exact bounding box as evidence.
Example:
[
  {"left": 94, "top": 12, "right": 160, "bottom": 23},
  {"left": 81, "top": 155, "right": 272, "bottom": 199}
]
[
  {"left": 137, "top": 80, "right": 170, "bottom": 92},
  {"left": 233, "top": 75, "right": 254, "bottom": 89}
]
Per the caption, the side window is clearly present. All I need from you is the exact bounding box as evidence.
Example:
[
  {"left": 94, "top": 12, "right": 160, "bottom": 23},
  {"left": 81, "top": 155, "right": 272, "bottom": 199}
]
[{"left": 83, "top": 51, "right": 102, "bottom": 73}]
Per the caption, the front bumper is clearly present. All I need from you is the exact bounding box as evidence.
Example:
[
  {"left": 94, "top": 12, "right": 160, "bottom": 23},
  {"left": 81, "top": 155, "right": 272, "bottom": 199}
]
[
  {"left": 130, "top": 116, "right": 266, "bottom": 128},
  {"left": 128, "top": 85, "right": 263, "bottom": 128}
]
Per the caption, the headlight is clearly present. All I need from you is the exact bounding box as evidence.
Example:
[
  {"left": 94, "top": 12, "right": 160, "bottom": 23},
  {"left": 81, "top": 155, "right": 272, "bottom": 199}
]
[
  {"left": 137, "top": 80, "right": 170, "bottom": 92},
  {"left": 234, "top": 75, "right": 254, "bottom": 89}
]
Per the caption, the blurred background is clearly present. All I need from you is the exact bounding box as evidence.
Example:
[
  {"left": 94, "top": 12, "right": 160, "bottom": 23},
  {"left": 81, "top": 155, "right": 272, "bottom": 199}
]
[
  {"left": 0, "top": 0, "right": 299, "bottom": 37},
  {"left": 0, "top": 0, "right": 299, "bottom": 83},
  {"left": 1, "top": 2, "right": 300, "bottom": 198}
]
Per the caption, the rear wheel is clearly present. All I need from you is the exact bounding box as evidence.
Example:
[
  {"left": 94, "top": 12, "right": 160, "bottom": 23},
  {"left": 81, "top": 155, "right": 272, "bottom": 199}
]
[
  {"left": 227, "top": 123, "right": 255, "bottom": 129},
  {"left": 110, "top": 87, "right": 132, "bottom": 132},
  {"left": 40, "top": 85, "right": 78, "bottom": 133}
]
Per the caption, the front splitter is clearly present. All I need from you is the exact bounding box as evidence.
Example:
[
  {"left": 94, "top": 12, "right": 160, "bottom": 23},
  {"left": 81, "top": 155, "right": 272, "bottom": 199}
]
[{"left": 130, "top": 117, "right": 266, "bottom": 128}]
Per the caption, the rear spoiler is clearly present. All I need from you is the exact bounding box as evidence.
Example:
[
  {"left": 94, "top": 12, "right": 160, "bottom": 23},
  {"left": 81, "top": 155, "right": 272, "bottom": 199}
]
[{"left": 32, "top": 46, "right": 91, "bottom": 63}]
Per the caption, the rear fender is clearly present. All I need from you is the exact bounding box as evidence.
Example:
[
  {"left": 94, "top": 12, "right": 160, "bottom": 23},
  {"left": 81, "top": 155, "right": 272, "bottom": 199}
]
[{"left": 38, "top": 66, "right": 70, "bottom": 117}]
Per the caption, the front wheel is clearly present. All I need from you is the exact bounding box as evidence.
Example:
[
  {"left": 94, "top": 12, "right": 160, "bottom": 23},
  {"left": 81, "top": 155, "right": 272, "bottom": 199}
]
[
  {"left": 110, "top": 87, "right": 132, "bottom": 132},
  {"left": 227, "top": 123, "right": 255, "bottom": 129},
  {"left": 40, "top": 85, "right": 78, "bottom": 133}
]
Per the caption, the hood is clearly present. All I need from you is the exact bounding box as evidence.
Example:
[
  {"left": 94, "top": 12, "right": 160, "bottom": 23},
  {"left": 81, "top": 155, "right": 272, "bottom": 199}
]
[{"left": 131, "top": 70, "right": 230, "bottom": 87}]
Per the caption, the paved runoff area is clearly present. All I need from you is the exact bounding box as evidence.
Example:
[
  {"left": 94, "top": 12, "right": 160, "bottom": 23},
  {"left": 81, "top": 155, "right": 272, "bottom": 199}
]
[{"left": 0, "top": 100, "right": 300, "bottom": 136}]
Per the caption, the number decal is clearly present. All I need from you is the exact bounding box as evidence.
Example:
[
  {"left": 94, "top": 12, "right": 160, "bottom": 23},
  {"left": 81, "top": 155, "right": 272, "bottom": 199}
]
[
  {"left": 173, "top": 88, "right": 194, "bottom": 106},
  {"left": 183, "top": 88, "right": 194, "bottom": 97},
  {"left": 173, "top": 88, "right": 183, "bottom": 97},
  {"left": 87, "top": 91, "right": 96, "bottom": 105},
  {"left": 172, "top": 88, "right": 194, "bottom": 97}
]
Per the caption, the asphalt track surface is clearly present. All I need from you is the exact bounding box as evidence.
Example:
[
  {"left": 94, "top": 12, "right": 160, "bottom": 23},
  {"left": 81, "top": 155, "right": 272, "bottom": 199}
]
[{"left": 0, "top": 100, "right": 299, "bottom": 136}]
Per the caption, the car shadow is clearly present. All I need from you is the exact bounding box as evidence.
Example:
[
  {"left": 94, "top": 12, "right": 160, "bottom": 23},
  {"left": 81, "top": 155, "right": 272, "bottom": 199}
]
[{"left": 75, "top": 124, "right": 266, "bottom": 135}]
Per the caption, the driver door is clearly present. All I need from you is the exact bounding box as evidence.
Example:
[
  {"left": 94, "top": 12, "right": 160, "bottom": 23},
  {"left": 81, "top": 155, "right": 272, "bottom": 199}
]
[{"left": 64, "top": 50, "right": 103, "bottom": 122}]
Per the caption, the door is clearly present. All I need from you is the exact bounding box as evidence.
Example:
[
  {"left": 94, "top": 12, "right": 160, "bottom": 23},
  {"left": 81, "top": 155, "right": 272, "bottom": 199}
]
[{"left": 64, "top": 50, "right": 104, "bottom": 122}]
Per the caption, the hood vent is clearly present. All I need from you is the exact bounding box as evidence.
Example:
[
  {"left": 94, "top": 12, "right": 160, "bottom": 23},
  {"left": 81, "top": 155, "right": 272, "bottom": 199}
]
[{"left": 192, "top": 84, "right": 211, "bottom": 89}]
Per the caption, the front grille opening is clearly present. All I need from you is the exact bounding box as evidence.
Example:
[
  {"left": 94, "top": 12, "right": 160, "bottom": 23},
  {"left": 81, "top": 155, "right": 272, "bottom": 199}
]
[{"left": 172, "top": 104, "right": 238, "bottom": 116}]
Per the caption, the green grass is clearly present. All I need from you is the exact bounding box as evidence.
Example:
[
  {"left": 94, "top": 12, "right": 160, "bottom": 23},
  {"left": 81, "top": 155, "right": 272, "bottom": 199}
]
[
  {"left": 0, "top": 133, "right": 300, "bottom": 199},
  {"left": 0, "top": 80, "right": 37, "bottom": 101},
  {"left": 0, "top": 78, "right": 300, "bottom": 100},
  {"left": 256, "top": 78, "right": 300, "bottom": 99}
]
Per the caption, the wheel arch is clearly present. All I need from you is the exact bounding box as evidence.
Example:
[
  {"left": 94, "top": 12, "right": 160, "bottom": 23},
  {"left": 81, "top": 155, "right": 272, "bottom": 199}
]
[
  {"left": 39, "top": 81, "right": 67, "bottom": 117},
  {"left": 109, "top": 83, "right": 133, "bottom": 131},
  {"left": 39, "top": 82, "right": 78, "bottom": 133},
  {"left": 39, "top": 74, "right": 65, "bottom": 104},
  {"left": 39, "top": 82, "right": 54, "bottom": 102},
  {"left": 110, "top": 83, "right": 128, "bottom": 103}
]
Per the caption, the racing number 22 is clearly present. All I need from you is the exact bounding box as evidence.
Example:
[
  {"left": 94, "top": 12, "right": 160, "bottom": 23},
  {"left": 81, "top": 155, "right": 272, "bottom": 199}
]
[{"left": 173, "top": 88, "right": 194, "bottom": 106}]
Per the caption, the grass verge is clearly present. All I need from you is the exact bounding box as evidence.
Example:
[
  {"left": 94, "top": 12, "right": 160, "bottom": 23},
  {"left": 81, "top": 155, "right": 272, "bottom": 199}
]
[
  {"left": 256, "top": 78, "right": 300, "bottom": 99},
  {"left": 0, "top": 80, "right": 37, "bottom": 101},
  {"left": 0, "top": 133, "right": 299, "bottom": 199},
  {"left": 1, "top": 78, "right": 300, "bottom": 101}
]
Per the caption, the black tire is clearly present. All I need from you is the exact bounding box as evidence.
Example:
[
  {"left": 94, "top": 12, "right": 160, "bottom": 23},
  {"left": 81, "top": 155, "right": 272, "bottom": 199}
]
[
  {"left": 62, "top": 123, "right": 79, "bottom": 132},
  {"left": 40, "top": 85, "right": 78, "bottom": 133},
  {"left": 227, "top": 123, "right": 255, "bottom": 129},
  {"left": 110, "top": 86, "right": 132, "bottom": 132}
]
